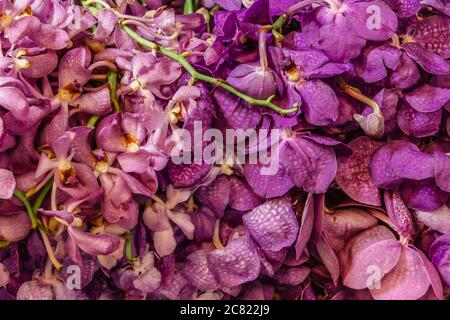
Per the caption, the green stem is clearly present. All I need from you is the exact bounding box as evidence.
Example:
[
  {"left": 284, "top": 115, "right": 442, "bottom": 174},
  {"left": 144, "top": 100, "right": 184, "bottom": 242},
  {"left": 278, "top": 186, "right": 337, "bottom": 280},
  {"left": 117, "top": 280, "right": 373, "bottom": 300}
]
[
  {"left": 13, "top": 189, "right": 38, "bottom": 229},
  {"left": 271, "top": 14, "right": 287, "bottom": 41},
  {"left": 32, "top": 179, "right": 53, "bottom": 215},
  {"left": 337, "top": 77, "right": 381, "bottom": 114},
  {"left": 120, "top": 25, "right": 298, "bottom": 115},
  {"left": 80, "top": 0, "right": 98, "bottom": 15},
  {"left": 210, "top": 4, "right": 221, "bottom": 15},
  {"left": 183, "top": 0, "right": 195, "bottom": 14},
  {"left": 108, "top": 69, "right": 121, "bottom": 112},
  {"left": 124, "top": 231, "right": 135, "bottom": 263},
  {"left": 87, "top": 115, "right": 100, "bottom": 128}
]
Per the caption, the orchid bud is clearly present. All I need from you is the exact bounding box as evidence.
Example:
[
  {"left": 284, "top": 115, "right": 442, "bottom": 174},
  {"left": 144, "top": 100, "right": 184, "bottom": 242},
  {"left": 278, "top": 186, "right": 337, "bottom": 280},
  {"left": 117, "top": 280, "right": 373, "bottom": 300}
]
[
  {"left": 354, "top": 112, "right": 385, "bottom": 138},
  {"left": 226, "top": 30, "right": 276, "bottom": 99}
]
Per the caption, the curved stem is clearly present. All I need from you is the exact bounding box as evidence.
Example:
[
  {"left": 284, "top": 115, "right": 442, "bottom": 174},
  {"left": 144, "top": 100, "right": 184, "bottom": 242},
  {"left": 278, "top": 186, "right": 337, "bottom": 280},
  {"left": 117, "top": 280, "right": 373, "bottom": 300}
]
[
  {"left": 32, "top": 178, "right": 53, "bottom": 215},
  {"left": 39, "top": 229, "right": 62, "bottom": 270},
  {"left": 13, "top": 189, "right": 38, "bottom": 229},
  {"left": 120, "top": 25, "right": 298, "bottom": 115},
  {"left": 337, "top": 77, "right": 381, "bottom": 114},
  {"left": 121, "top": 19, "right": 180, "bottom": 41},
  {"left": 88, "top": 60, "right": 117, "bottom": 71},
  {"left": 87, "top": 115, "right": 100, "bottom": 127},
  {"left": 271, "top": 0, "right": 326, "bottom": 38},
  {"left": 124, "top": 231, "right": 135, "bottom": 263},
  {"left": 259, "top": 29, "right": 269, "bottom": 70},
  {"left": 108, "top": 69, "right": 121, "bottom": 112}
]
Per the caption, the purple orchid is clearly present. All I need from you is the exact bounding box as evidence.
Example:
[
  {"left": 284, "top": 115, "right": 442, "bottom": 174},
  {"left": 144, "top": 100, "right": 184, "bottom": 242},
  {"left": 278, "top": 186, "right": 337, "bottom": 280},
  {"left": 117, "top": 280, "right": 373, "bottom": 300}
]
[{"left": 1, "top": 0, "right": 450, "bottom": 302}]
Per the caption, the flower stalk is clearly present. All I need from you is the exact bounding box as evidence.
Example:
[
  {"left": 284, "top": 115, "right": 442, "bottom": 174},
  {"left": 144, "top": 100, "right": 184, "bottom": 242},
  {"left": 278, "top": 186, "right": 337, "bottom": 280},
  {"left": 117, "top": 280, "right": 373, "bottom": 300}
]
[
  {"left": 337, "top": 78, "right": 381, "bottom": 115},
  {"left": 32, "top": 178, "right": 54, "bottom": 216},
  {"left": 183, "top": 0, "right": 195, "bottom": 14},
  {"left": 124, "top": 231, "right": 135, "bottom": 263},
  {"left": 120, "top": 25, "right": 298, "bottom": 115},
  {"left": 13, "top": 189, "right": 39, "bottom": 229},
  {"left": 108, "top": 69, "right": 121, "bottom": 112},
  {"left": 80, "top": 0, "right": 297, "bottom": 115}
]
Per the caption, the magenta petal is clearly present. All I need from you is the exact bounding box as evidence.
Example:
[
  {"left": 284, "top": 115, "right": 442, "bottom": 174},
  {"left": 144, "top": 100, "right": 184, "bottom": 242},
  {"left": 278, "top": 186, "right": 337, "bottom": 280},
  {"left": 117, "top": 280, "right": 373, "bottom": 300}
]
[
  {"left": 415, "top": 248, "right": 444, "bottom": 300},
  {"left": 336, "top": 136, "right": 382, "bottom": 206},
  {"left": 243, "top": 197, "right": 299, "bottom": 251},
  {"left": 401, "top": 179, "right": 448, "bottom": 212},
  {"left": 384, "top": 191, "right": 416, "bottom": 240},
  {"left": 96, "top": 114, "right": 127, "bottom": 153},
  {"left": 415, "top": 205, "right": 450, "bottom": 234},
  {"left": 58, "top": 47, "right": 91, "bottom": 90},
  {"left": 167, "top": 162, "right": 211, "bottom": 188},
  {"left": 324, "top": 208, "right": 378, "bottom": 251},
  {"left": 117, "top": 151, "right": 151, "bottom": 174},
  {"left": 196, "top": 175, "right": 230, "bottom": 217},
  {"left": 403, "top": 43, "right": 450, "bottom": 75},
  {"left": 348, "top": 0, "right": 398, "bottom": 41},
  {"left": 398, "top": 102, "right": 442, "bottom": 138},
  {"left": 282, "top": 139, "right": 337, "bottom": 193},
  {"left": 0, "top": 211, "right": 32, "bottom": 242},
  {"left": 388, "top": 0, "right": 421, "bottom": 17},
  {"left": 8, "top": 16, "right": 40, "bottom": 43},
  {"left": 274, "top": 266, "right": 310, "bottom": 286},
  {"left": 30, "top": 24, "right": 69, "bottom": 50},
  {"left": 356, "top": 45, "right": 402, "bottom": 83},
  {"left": 369, "top": 140, "right": 415, "bottom": 188},
  {"left": 434, "top": 152, "right": 450, "bottom": 192},
  {"left": 112, "top": 169, "right": 152, "bottom": 197},
  {"left": 405, "top": 84, "right": 450, "bottom": 113},
  {"left": 94, "top": 9, "right": 118, "bottom": 42},
  {"left": 21, "top": 52, "right": 58, "bottom": 78},
  {"left": 142, "top": 203, "right": 172, "bottom": 232},
  {"left": 38, "top": 209, "right": 74, "bottom": 225},
  {"left": 316, "top": 234, "right": 340, "bottom": 285},
  {"left": 297, "top": 80, "right": 339, "bottom": 126},
  {"left": 154, "top": 229, "right": 177, "bottom": 257},
  {"left": 429, "top": 233, "right": 450, "bottom": 286},
  {"left": 16, "top": 280, "right": 53, "bottom": 300},
  {"left": 0, "top": 87, "right": 29, "bottom": 119},
  {"left": 71, "top": 87, "right": 112, "bottom": 115},
  {"left": 207, "top": 231, "right": 261, "bottom": 288},
  {"left": 0, "top": 169, "right": 15, "bottom": 199},
  {"left": 67, "top": 226, "right": 121, "bottom": 257},
  {"left": 181, "top": 250, "right": 219, "bottom": 291},
  {"left": 370, "top": 246, "right": 430, "bottom": 300},
  {"left": 243, "top": 163, "right": 294, "bottom": 199},
  {"left": 390, "top": 145, "right": 435, "bottom": 181},
  {"left": 390, "top": 53, "right": 420, "bottom": 89},
  {"left": 227, "top": 63, "right": 277, "bottom": 100},
  {"left": 342, "top": 226, "right": 401, "bottom": 290},
  {"left": 229, "top": 177, "right": 263, "bottom": 211},
  {"left": 407, "top": 15, "right": 450, "bottom": 58}
]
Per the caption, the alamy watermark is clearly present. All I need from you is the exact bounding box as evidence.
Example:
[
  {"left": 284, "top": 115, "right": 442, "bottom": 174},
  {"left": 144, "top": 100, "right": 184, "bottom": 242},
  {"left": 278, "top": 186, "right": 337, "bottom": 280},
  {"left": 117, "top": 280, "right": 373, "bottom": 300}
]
[
  {"left": 366, "top": 5, "right": 382, "bottom": 30},
  {"left": 366, "top": 265, "right": 382, "bottom": 290},
  {"left": 66, "top": 264, "right": 81, "bottom": 290}
]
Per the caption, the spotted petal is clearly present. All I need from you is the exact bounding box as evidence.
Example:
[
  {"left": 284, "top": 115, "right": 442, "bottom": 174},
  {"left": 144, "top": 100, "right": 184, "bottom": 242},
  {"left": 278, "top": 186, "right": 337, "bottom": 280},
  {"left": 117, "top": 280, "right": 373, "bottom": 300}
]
[
  {"left": 243, "top": 197, "right": 299, "bottom": 251},
  {"left": 336, "top": 136, "right": 382, "bottom": 206}
]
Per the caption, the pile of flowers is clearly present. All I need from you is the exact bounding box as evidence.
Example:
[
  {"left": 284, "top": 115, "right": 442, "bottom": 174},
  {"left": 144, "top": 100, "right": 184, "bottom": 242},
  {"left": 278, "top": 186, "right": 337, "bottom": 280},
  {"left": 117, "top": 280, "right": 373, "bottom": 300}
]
[{"left": 0, "top": 0, "right": 449, "bottom": 300}]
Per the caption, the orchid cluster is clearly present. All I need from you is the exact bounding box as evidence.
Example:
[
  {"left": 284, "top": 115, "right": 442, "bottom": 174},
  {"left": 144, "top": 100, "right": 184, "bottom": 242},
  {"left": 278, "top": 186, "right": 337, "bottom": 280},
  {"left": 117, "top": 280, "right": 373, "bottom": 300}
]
[{"left": 0, "top": 0, "right": 449, "bottom": 301}]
